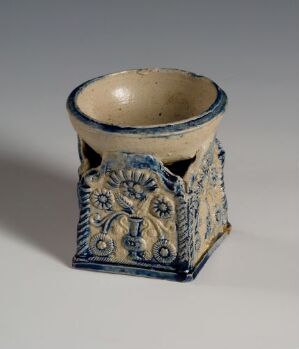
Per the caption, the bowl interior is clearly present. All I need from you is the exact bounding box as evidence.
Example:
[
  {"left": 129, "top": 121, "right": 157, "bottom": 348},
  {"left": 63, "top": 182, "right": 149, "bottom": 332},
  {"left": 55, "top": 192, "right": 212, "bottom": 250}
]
[{"left": 75, "top": 69, "right": 218, "bottom": 127}]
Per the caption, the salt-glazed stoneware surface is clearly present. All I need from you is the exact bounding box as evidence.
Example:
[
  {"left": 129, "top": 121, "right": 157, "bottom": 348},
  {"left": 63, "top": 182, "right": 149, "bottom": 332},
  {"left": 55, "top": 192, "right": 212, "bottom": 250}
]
[{"left": 67, "top": 68, "right": 231, "bottom": 282}]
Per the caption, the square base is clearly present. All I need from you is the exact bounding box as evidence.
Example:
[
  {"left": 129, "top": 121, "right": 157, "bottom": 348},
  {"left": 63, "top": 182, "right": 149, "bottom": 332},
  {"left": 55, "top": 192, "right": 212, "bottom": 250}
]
[{"left": 73, "top": 232, "right": 228, "bottom": 282}]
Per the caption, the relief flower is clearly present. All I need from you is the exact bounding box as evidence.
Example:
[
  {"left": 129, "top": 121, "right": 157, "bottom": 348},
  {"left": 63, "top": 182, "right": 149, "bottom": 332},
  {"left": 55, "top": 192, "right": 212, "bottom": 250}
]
[
  {"left": 108, "top": 170, "right": 157, "bottom": 201},
  {"left": 151, "top": 196, "right": 173, "bottom": 219},
  {"left": 91, "top": 189, "right": 114, "bottom": 210},
  {"left": 89, "top": 233, "right": 115, "bottom": 257},
  {"left": 152, "top": 239, "right": 176, "bottom": 264}
]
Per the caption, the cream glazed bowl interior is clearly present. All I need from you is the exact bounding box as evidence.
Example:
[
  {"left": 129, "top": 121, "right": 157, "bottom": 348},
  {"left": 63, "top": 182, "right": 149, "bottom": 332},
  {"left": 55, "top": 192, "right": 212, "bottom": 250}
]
[{"left": 67, "top": 68, "right": 227, "bottom": 164}]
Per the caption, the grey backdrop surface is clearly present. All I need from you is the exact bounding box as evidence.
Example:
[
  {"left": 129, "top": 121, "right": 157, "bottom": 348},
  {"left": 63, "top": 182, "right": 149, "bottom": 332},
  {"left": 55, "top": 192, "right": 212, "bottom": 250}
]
[{"left": 0, "top": 1, "right": 298, "bottom": 348}]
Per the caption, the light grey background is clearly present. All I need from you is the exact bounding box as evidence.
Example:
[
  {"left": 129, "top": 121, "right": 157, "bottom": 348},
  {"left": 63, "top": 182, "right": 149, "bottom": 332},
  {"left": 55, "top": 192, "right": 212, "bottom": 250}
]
[{"left": 0, "top": 0, "right": 298, "bottom": 348}]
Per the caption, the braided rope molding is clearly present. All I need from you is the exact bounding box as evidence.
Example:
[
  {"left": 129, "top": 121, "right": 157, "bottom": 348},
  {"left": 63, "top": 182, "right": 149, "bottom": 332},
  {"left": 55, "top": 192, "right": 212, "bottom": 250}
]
[
  {"left": 74, "top": 178, "right": 92, "bottom": 258},
  {"left": 176, "top": 195, "right": 191, "bottom": 269},
  {"left": 215, "top": 138, "right": 229, "bottom": 226},
  {"left": 188, "top": 192, "right": 200, "bottom": 258}
]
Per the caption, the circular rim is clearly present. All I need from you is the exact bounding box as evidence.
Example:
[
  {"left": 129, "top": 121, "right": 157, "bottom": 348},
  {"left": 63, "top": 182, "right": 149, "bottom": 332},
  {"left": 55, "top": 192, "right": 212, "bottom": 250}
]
[{"left": 66, "top": 68, "right": 227, "bottom": 135}]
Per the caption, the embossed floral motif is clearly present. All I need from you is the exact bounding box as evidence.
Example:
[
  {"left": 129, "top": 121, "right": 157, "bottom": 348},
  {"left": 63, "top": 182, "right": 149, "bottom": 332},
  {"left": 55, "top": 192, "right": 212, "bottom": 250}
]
[
  {"left": 91, "top": 189, "right": 114, "bottom": 210},
  {"left": 108, "top": 170, "right": 157, "bottom": 201},
  {"left": 89, "top": 233, "right": 115, "bottom": 257},
  {"left": 151, "top": 196, "right": 173, "bottom": 219},
  {"left": 152, "top": 239, "right": 176, "bottom": 264},
  {"left": 73, "top": 137, "right": 230, "bottom": 278}
]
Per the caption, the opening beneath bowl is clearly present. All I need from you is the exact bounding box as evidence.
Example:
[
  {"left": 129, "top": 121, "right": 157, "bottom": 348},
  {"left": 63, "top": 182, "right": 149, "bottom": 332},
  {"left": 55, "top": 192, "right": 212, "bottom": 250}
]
[
  {"left": 82, "top": 142, "right": 102, "bottom": 169},
  {"left": 75, "top": 69, "right": 218, "bottom": 127},
  {"left": 81, "top": 137, "right": 195, "bottom": 181},
  {"left": 165, "top": 156, "right": 196, "bottom": 178}
]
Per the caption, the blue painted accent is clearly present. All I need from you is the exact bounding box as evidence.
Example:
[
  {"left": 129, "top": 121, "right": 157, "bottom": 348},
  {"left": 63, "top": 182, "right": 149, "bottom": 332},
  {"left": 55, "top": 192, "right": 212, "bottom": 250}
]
[
  {"left": 101, "top": 152, "right": 183, "bottom": 195},
  {"left": 66, "top": 69, "right": 227, "bottom": 136},
  {"left": 117, "top": 153, "right": 184, "bottom": 193},
  {"left": 73, "top": 232, "right": 227, "bottom": 282},
  {"left": 73, "top": 134, "right": 230, "bottom": 282}
]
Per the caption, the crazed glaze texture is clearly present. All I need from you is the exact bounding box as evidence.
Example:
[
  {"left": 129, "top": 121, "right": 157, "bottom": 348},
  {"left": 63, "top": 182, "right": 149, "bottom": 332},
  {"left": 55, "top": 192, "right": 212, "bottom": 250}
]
[{"left": 72, "top": 138, "right": 230, "bottom": 281}]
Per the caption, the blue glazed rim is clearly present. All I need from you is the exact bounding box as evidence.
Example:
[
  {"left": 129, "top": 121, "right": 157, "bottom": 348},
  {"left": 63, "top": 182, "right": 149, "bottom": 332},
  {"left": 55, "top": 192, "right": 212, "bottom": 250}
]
[{"left": 66, "top": 68, "right": 227, "bottom": 135}]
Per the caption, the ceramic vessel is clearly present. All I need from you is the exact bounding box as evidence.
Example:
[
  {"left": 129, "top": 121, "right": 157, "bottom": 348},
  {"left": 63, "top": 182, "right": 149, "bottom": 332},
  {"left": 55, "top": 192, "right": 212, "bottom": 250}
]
[{"left": 67, "top": 68, "right": 231, "bottom": 281}]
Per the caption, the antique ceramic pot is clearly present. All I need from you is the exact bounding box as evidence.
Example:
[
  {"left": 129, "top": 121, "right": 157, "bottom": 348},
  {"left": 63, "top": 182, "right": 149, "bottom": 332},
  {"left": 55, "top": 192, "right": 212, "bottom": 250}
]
[{"left": 67, "top": 68, "right": 231, "bottom": 281}]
